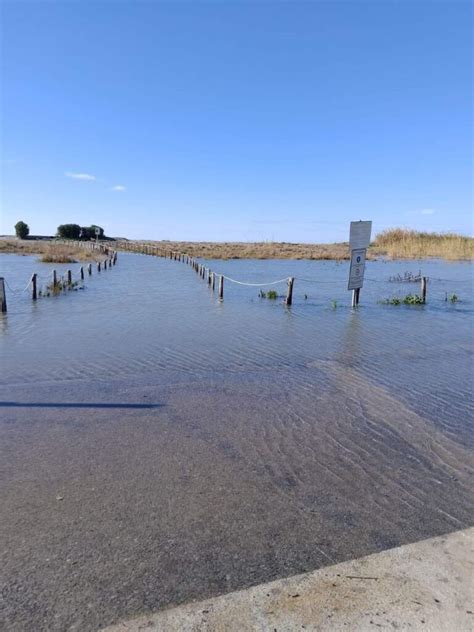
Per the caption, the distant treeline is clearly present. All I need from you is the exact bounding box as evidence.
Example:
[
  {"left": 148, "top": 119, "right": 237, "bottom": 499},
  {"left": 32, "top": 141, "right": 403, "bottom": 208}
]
[
  {"left": 57, "top": 224, "right": 106, "bottom": 240},
  {"left": 14, "top": 220, "right": 108, "bottom": 241}
]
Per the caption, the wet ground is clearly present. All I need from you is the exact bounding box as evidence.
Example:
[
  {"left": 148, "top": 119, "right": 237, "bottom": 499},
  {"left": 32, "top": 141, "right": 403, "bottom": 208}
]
[{"left": 1, "top": 253, "right": 473, "bottom": 630}]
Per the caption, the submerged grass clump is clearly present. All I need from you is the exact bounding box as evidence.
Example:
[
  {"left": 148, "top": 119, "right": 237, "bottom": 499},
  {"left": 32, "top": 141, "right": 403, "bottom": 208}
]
[
  {"left": 39, "top": 278, "right": 82, "bottom": 297},
  {"left": 388, "top": 270, "right": 423, "bottom": 283},
  {"left": 381, "top": 293, "right": 425, "bottom": 305},
  {"left": 259, "top": 289, "right": 279, "bottom": 299}
]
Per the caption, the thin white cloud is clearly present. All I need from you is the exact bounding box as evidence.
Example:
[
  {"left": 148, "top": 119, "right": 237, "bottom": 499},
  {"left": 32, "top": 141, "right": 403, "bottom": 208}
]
[
  {"left": 111, "top": 185, "right": 126, "bottom": 192},
  {"left": 420, "top": 209, "right": 435, "bottom": 215},
  {"left": 65, "top": 172, "right": 96, "bottom": 181}
]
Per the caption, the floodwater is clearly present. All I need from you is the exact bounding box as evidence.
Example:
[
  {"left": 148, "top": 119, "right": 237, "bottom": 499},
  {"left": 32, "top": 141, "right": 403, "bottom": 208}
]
[
  {"left": 1, "top": 251, "right": 473, "bottom": 631},
  {"left": 1, "top": 253, "right": 473, "bottom": 443}
]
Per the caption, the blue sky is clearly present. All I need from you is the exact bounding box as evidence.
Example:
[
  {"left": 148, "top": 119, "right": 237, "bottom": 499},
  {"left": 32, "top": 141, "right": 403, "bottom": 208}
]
[{"left": 1, "top": 1, "right": 472, "bottom": 242}]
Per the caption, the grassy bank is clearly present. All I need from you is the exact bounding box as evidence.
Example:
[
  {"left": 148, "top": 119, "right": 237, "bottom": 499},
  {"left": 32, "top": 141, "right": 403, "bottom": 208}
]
[
  {"left": 126, "top": 240, "right": 353, "bottom": 260},
  {"left": 0, "top": 239, "right": 102, "bottom": 263},
  {"left": 3, "top": 229, "right": 471, "bottom": 262},
  {"left": 123, "top": 229, "right": 473, "bottom": 261},
  {"left": 373, "top": 229, "right": 473, "bottom": 260}
]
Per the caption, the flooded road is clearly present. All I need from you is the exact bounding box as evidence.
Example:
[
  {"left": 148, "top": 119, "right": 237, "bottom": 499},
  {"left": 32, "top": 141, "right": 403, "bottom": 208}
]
[{"left": 1, "top": 252, "right": 473, "bottom": 631}]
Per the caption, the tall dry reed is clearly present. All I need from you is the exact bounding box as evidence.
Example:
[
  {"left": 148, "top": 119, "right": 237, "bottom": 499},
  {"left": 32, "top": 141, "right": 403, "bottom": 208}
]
[{"left": 374, "top": 229, "right": 473, "bottom": 260}]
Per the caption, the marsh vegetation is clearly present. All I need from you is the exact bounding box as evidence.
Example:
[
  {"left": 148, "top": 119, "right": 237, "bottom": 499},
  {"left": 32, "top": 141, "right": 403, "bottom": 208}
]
[
  {"left": 374, "top": 229, "right": 473, "bottom": 261},
  {"left": 123, "top": 229, "right": 473, "bottom": 262},
  {"left": 0, "top": 240, "right": 102, "bottom": 263}
]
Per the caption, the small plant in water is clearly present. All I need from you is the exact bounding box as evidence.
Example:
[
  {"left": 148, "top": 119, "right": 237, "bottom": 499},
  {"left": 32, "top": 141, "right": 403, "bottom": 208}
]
[
  {"left": 259, "top": 289, "right": 278, "bottom": 299},
  {"left": 381, "top": 296, "right": 402, "bottom": 305},
  {"left": 402, "top": 293, "right": 424, "bottom": 305},
  {"left": 41, "top": 278, "right": 82, "bottom": 297},
  {"left": 331, "top": 299, "right": 338, "bottom": 309},
  {"left": 388, "top": 270, "right": 422, "bottom": 283},
  {"left": 381, "top": 293, "right": 424, "bottom": 306},
  {"left": 449, "top": 293, "right": 459, "bottom": 303}
]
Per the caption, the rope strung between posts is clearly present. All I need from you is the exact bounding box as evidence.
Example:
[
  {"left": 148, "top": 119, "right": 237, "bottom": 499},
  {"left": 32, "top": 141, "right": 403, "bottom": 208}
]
[
  {"left": 296, "top": 277, "right": 338, "bottom": 284},
  {"left": 220, "top": 275, "right": 289, "bottom": 287},
  {"left": 431, "top": 277, "right": 473, "bottom": 283},
  {"left": 3, "top": 278, "right": 33, "bottom": 294},
  {"left": 36, "top": 272, "right": 54, "bottom": 280}
]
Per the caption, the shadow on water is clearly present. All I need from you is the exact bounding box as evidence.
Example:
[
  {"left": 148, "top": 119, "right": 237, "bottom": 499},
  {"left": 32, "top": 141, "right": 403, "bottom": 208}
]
[{"left": 0, "top": 401, "right": 163, "bottom": 409}]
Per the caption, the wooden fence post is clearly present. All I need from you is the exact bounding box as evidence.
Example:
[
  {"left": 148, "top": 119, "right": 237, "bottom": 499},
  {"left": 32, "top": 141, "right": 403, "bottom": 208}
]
[
  {"left": 104, "top": 259, "right": 107, "bottom": 270},
  {"left": 53, "top": 270, "right": 57, "bottom": 287},
  {"left": 31, "top": 273, "right": 37, "bottom": 300},
  {"left": 80, "top": 266, "right": 84, "bottom": 280},
  {"left": 88, "top": 263, "right": 92, "bottom": 275},
  {"left": 421, "top": 277, "right": 427, "bottom": 303},
  {"left": 67, "top": 270, "right": 72, "bottom": 285},
  {"left": 212, "top": 272, "right": 216, "bottom": 290},
  {"left": 97, "top": 261, "right": 101, "bottom": 272},
  {"left": 218, "top": 275, "right": 224, "bottom": 300},
  {"left": 208, "top": 271, "right": 212, "bottom": 286},
  {"left": 285, "top": 277, "right": 294, "bottom": 305},
  {"left": 0, "top": 278, "right": 7, "bottom": 313}
]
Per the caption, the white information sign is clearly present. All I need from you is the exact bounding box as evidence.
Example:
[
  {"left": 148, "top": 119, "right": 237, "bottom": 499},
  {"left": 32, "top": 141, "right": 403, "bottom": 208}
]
[
  {"left": 348, "top": 248, "right": 366, "bottom": 290},
  {"left": 349, "top": 221, "right": 372, "bottom": 250}
]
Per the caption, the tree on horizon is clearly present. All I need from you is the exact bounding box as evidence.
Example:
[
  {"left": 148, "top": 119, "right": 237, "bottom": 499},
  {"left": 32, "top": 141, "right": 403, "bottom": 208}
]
[{"left": 14, "top": 221, "right": 29, "bottom": 239}]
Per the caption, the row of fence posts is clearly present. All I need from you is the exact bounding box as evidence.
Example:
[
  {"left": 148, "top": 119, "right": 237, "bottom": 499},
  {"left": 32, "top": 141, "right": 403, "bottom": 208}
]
[
  {"left": 117, "top": 242, "right": 296, "bottom": 304},
  {"left": 351, "top": 277, "right": 427, "bottom": 306},
  {"left": 0, "top": 245, "right": 118, "bottom": 313},
  {"left": 116, "top": 242, "right": 431, "bottom": 306}
]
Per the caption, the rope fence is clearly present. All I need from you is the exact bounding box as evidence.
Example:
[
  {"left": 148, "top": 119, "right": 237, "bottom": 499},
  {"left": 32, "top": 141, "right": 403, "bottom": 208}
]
[
  {"left": 0, "top": 242, "right": 118, "bottom": 313},
  {"left": 4, "top": 239, "right": 469, "bottom": 314},
  {"left": 114, "top": 241, "right": 472, "bottom": 308},
  {"left": 221, "top": 275, "right": 289, "bottom": 287}
]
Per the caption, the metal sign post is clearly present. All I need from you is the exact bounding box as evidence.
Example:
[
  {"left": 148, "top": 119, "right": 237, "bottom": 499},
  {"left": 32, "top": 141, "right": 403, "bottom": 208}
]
[{"left": 348, "top": 221, "right": 372, "bottom": 306}]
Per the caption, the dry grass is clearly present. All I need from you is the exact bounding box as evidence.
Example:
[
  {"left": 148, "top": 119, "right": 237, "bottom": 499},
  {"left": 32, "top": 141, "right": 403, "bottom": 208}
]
[
  {"left": 373, "top": 229, "right": 473, "bottom": 260},
  {"left": 0, "top": 239, "right": 102, "bottom": 262},
  {"left": 39, "top": 246, "right": 78, "bottom": 263},
  {"left": 127, "top": 229, "right": 473, "bottom": 261},
  {"left": 125, "top": 240, "right": 352, "bottom": 260},
  {"left": 5, "top": 229, "right": 470, "bottom": 262}
]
